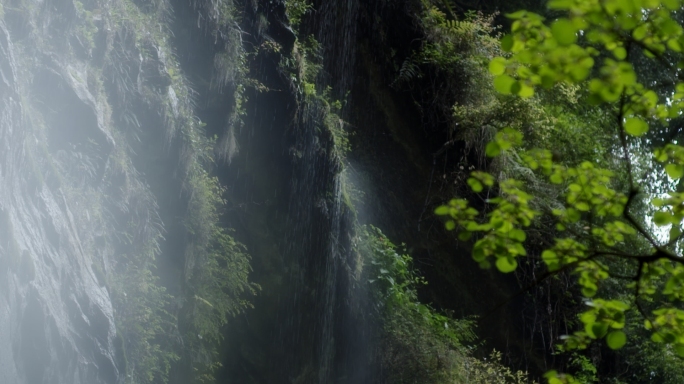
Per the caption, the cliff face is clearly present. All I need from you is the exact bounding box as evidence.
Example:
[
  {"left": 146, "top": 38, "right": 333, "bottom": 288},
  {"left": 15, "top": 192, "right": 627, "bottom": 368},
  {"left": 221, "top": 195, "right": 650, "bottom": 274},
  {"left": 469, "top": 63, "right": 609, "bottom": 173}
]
[
  {"left": 0, "top": 13, "right": 119, "bottom": 384},
  {"left": 0, "top": 0, "right": 537, "bottom": 383},
  {"left": 0, "top": 0, "right": 364, "bottom": 381}
]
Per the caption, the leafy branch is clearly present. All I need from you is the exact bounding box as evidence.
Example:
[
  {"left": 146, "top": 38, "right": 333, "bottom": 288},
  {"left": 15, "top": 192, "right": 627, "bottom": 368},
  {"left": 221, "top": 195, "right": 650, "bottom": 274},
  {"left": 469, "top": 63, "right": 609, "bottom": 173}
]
[{"left": 436, "top": 0, "right": 684, "bottom": 381}]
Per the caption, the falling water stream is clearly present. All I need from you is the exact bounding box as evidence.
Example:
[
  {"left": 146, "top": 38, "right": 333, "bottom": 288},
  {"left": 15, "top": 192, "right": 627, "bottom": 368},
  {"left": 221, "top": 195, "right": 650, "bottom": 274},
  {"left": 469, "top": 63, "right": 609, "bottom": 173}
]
[
  {"left": 0, "top": 0, "right": 377, "bottom": 382},
  {"left": 0, "top": 0, "right": 530, "bottom": 382}
]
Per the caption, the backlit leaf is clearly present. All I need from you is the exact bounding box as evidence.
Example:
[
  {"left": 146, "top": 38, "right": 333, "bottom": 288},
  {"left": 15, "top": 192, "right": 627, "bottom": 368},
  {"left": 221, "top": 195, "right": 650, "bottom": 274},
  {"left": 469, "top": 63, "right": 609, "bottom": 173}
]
[
  {"left": 494, "top": 74, "right": 516, "bottom": 94},
  {"left": 675, "top": 344, "right": 684, "bottom": 357},
  {"left": 467, "top": 178, "right": 483, "bottom": 192},
  {"left": 486, "top": 141, "right": 501, "bottom": 157},
  {"left": 591, "top": 322, "right": 608, "bottom": 338},
  {"left": 624, "top": 117, "right": 648, "bottom": 136},
  {"left": 501, "top": 35, "right": 514, "bottom": 52},
  {"left": 666, "top": 164, "right": 684, "bottom": 179},
  {"left": 551, "top": 18, "right": 577, "bottom": 46},
  {"left": 496, "top": 256, "right": 518, "bottom": 273},
  {"left": 489, "top": 57, "right": 507, "bottom": 75},
  {"left": 606, "top": 331, "right": 627, "bottom": 349}
]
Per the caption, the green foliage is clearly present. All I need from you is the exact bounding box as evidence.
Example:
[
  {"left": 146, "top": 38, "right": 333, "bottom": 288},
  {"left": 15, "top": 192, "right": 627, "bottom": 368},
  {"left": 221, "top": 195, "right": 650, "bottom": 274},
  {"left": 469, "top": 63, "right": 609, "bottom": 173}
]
[
  {"left": 461, "top": 350, "right": 538, "bottom": 384},
  {"left": 436, "top": 174, "right": 536, "bottom": 273},
  {"left": 613, "top": 312, "right": 684, "bottom": 383},
  {"left": 567, "top": 353, "right": 598, "bottom": 383},
  {"left": 283, "top": 35, "right": 323, "bottom": 96},
  {"left": 357, "top": 226, "right": 534, "bottom": 383},
  {"left": 395, "top": 3, "right": 502, "bottom": 115},
  {"left": 103, "top": 1, "right": 258, "bottom": 382},
  {"left": 284, "top": 0, "right": 312, "bottom": 27},
  {"left": 279, "top": 34, "right": 351, "bottom": 158},
  {"left": 182, "top": 169, "right": 259, "bottom": 382},
  {"left": 436, "top": 0, "right": 684, "bottom": 381},
  {"left": 113, "top": 263, "right": 179, "bottom": 384},
  {"left": 406, "top": 1, "right": 613, "bottom": 175},
  {"left": 359, "top": 226, "right": 472, "bottom": 383}
]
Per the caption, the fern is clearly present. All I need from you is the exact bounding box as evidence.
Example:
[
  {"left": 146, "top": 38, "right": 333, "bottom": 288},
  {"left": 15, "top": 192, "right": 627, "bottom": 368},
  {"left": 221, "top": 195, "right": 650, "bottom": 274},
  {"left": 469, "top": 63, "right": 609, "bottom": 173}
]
[
  {"left": 443, "top": 19, "right": 477, "bottom": 36},
  {"left": 392, "top": 58, "right": 421, "bottom": 87}
]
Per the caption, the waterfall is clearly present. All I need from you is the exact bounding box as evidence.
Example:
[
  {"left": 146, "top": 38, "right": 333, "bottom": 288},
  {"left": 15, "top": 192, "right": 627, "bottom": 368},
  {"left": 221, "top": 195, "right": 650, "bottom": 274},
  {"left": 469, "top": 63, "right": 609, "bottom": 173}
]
[
  {"left": 0, "top": 0, "right": 394, "bottom": 382},
  {"left": 0, "top": 19, "right": 120, "bottom": 384}
]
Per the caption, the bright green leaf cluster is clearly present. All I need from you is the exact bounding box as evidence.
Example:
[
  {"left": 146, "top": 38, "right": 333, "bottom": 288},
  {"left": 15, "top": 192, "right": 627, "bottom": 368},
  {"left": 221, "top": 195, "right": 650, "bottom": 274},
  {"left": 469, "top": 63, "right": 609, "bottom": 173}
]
[
  {"left": 491, "top": 0, "right": 684, "bottom": 140},
  {"left": 591, "top": 221, "right": 637, "bottom": 247},
  {"left": 549, "top": 162, "right": 627, "bottom": 218},
  {"left": 647, "top": 308, "right": 684, "bottom": 357},
  {"left": 653, "top": 192, "right": 684, "bottom": 227},
  {"left": 541, "top": 238, "right": 586, "bottom": 272},
  {"left": 575, "top": 260, "right": 610, "bottom": 298},
  {"left": 485, "top": 127, "right": 523, "bottom": 157},
  {"left": 436, "top": 178, "right": 537, "bottom": 273},
  {"left": 442, "top": 1, "right": 684, "bottom": 379},
  {"left": 520, "top": 149, "right": 554, "bottom": 174},
  {"left": 639, "top": 259, "right": 670, "bottom": 295},
  {"left": 655, "top": 143, "right": 684, "bottom": 179},
  {"left": 544, "top": 370, "right": 580, "bottom": 384},
  {"left": 563, "top": 299, "right": 629, "bottom": 351},
  {"left": 467, "top": 170, "right": 495, "bottom": 193},
  {"left": 663, "top": 265, "right": 684, "bottom": 301},
  {"left": 492, "top": 11, "right": 595, "bottom": 97},
  {"left": 434, "top": 198, "right": 479, "bottom": 232}
]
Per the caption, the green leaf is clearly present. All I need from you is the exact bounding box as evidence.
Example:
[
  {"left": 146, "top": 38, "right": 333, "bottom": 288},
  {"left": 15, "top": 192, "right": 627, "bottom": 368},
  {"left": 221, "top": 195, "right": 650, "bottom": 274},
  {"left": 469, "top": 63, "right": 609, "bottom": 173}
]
[
  {"left": 613, "top": 47, "right": 627, "bottom": 59},
  {"left": 501, "top": 35, "right": 514, "bottom": 52},
  {"left": 467, "top": 178, "right": 483, "bottom": 192},
  {"left": 434, "top": 206, "right": 449, "bottom": 215},
  {"left": 582, "top": 287, "right": 597, "bottom": 297},
  {"left": 510, "top": 229, "right": 527, "bottom": 242},
  {"left": 486, "top": 141, "right": 501, "bottom": 157},
  {"left": 675, "top": 344, "right": 684, "bottom": 357},
  {"left": 668, "top": 39, "right": 682, "bottom": 52},
  {"left": 551, "top": 18, "right": 577, "bottom": 46},
  {"left": 576, "top": 202, "right": 590, "bottom": 211},
  {"left": 445, "top": 220, "right": 456, "bottom": 230},
  {"left": 591, "top": 322, "right": 608, "bottom": 338},
  {"left": 494, "top": 74, "right": 516, "bottom": 94},
  {"left": 510, "top": 81, "right": 522, "bottom": 95},
  {"left": 606, "top": 331, "right": 627, "bottom": 349},
  {"left": 473, "top": 246, "right": 486, "bottom": 262},
  {"left": 654, "top": 211, "right": 672, "bottom": 226},
  {"left": 489, "top": 57, "right": 507, "bottom": 75},
  {"left": 663, "top": 0, "right": 680, "bottom": 10},
  {"left": 518, "top": 83, "right": 535, "bottom": 98},
  {"left": 567, "top": 208, "right": 581, "bottom": 222},
  {"left": 665, "top": 164, "right": 684, "bottom": 179},
  {"left": 624, "top": 117, "right": 649, "bottom": 136},
  {"left": 496, "top": 256, "right": 518, "bottom": 273},
  {"left": 544, "top": 370, "right": 558, "bottom": 379},
  {"left": 542, "top": 250, "right": 561, "bottom": 271},
  {"left": 506, "top": 10, "right": 528, "bottom": 19}
]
